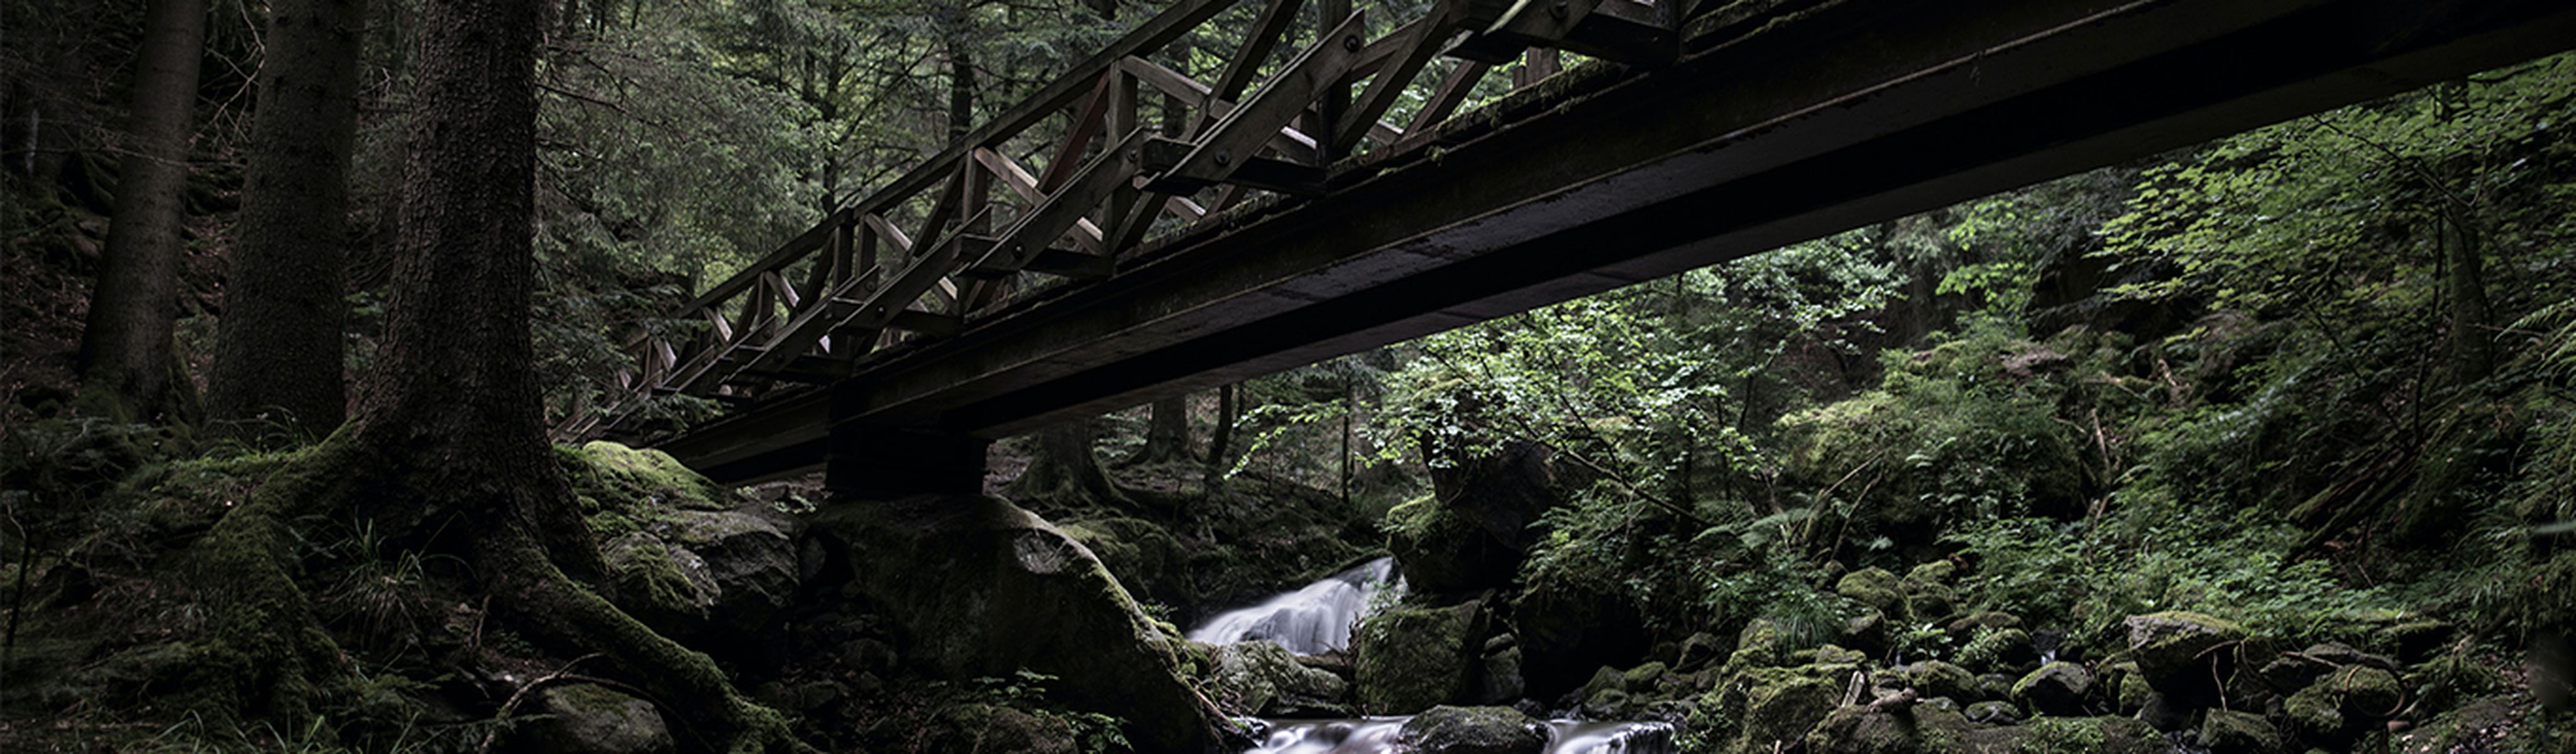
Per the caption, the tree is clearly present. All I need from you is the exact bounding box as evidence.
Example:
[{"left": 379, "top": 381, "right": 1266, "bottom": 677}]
[
  {"left": 1012, "top": 418, "right": 1125, "bottom": 505},
  {"left": 204, "top": 0, "right": 367, "bottom": 443},
  {"left": 78, "top": 0, "right": 205, "bottom": 422},
  {"left": 183, "top": 0, "right": 804, "bottom": 746},
  {"left": 1126, "top": 395, "right": 1191, "bottom": 465}
]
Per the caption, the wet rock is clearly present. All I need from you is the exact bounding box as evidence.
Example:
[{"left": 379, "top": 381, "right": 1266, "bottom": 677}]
[
  {"left": 1841, "top": 608, "right": 1891, "bottom": 657},
  {"left": 1354, "top": 599, "right": 1485, "bottom": 713},
  {"left": 1395, "top": 705, "right": 1551, "bottom": 754},
  {"left": 2125, "top": 611, "right": 2248, "bottom": 703},
  {"left": 1476, "top": 646, "right": 1526, "bottom": 704},
  {"left": 810, "top": 494, "right": 1216, "bottom": 754},
  {"left": 1211, "top": 640, "right": 1348, "bottom": 716},
  {"left": 1580, "top": 665, "right": 1631, "bottom": 716},
  {"left": 522, "top": 683, "right": 674, "bottom": 754},
  {"left": 2200, "top": 708, "right": 2286, "bottom": 754},
  {"left": 2011, "top": 661, "right": 2093, "bottom": 716}
]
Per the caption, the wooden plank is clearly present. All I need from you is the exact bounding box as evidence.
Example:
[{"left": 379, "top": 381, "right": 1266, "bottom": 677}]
[
  {"left": 1208, "top": 0, "right": 1308, "bottom": 111},
  {"left": 864, "top": 213, "right": 913, "bottom": 255},
  {"left": 1335, "top": 10, "right": 1451, "bottom": 153},
  {"left": 1405, "top": 60, "right": 1491, "bottom": 134},
  {"left": 973, "top": 147, "right": 1108, "bottom": 251},
  {"left": 1038, "top": 73, "right": 1116, "bottom": 194},
  {"left": 888, "top": 309, "right": 965, "bottom": 336},
  {"left": 1121, "top": 57, "right": 1324, "bottom": 164},
  {"left": 971, "top": 129, "right": 1145, "bottom": 276},
  {"left": 1145, "top": 11, "right": 1367, "bottom": 194}
]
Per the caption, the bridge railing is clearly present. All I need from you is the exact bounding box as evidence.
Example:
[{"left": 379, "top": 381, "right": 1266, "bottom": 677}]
[{"left": 559, "top": 0, "right": 1703, "bottom": 440}]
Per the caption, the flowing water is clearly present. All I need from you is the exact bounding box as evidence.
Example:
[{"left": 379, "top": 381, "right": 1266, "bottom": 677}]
[
  {"left": 1187, "top": 557, "right": 1397, "bottom": 655},
  {"left": 1189, "top": 559, "right": 1678, "bottom": 754}
]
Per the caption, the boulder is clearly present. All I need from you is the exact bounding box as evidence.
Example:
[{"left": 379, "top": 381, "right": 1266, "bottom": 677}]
[
  {"left": 1210, "top": 640, "right": 1348, "bottom": 716},
  {"left": 926, "top": 703, "right": 1079, "bottom": 754},
  {"left": 523, "top": 683, "right": 675, "bottom": 754},
  {"left": 1395, "top": 706, "right": 1551, "bottom": 754},
  {"left": 1702, "top": 662, "right": 1858, "bottom": 752},
  {"left": 1965, "top": 699, "right": 2022, "bottom": 724},
  {"left": 1511, "top": 577, "right": 1649, "bottom": 697},
  {"left": 2124, "top": 611, "right": 2248, "bottom": 702},
  {"left": 1840, "top": 609, "right": 1892, "bottom": 657},
  {"left": 808, "top": 495, "right": 1215, "bottom": 754},
  {"left": 1354, "top": 600, "right": 1485, "bottom": 713},
  {"left": 2199, "top": 709, "right": 2286, "bottom": 754},
  {"left": 660, "top": 506, "right": 800, "bottom": 635},
  {"left": 1837, "top": 568, "right": 1907, "bottom": 618},
  {"left": 1392, "top": 440, "right": 1558, "bottom": 594},
  {"left": 1676, "top": 631, "right": 1729, "bottom": 671},
  {"left": 1894, "top": 660, "right": 1977, "bottom": 702},
  {"left": 1961, "top": 716, "right": 2164, "bottom": 753},
  {"left": 1476, "top": 646, "right": 1526, "bottom": 704},
  {"left": 2010, "top": 661, "right": 2093, "bottom": 716},
  {"left": 1954, "top": 627, "right": 2037, "bottom": 674}
]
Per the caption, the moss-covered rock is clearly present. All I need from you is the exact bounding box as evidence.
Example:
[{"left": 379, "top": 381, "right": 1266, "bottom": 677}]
[
  {"left": 523, "top": 682, "right": 676, "bottom": 754},
  {"left": 2010, "top": 662, "right": 2093, "bottom": 716},
  {"left": 1705, "top": 662, "right": 1858, "bottom": 753},
  {"left": 561, "top": 442, "right": 727, "bottom": 529},
  {"left": 1209, "top": 640, "right": 1348, "bottom": 716},
  {"left": 1354, "top": 599, "right": 1485, "bottom": 713},
  {"left": 1894, "top": 660, "right": 1977, "bottom": 702},
  {"left": 1395, "top": 705, "right": 1550, "bottom": 754},
  {"left": 1964, "top": 716, "right": 2162, "bottom": 754},
  {"left": 1837, "top": 568, "right": 1907, "bottom": 619},
  {"left": 1906, "top": 560, "right": 1957, "bottom": 586},
  {"left": 808, "top": 494, "right": 1216, "bottom": 753},
  {"left": 1947, "top": 610, "right": 2023, "bottom": 634},
  {"left": 923, "top": 702, "right": 1079, "bottom": 754},
  {"left": 2199, "top": 709, "right": 2284, "bottom": 754},
  {"left": 2124, "top": 611, "right": 2247, "bottom": 702},
  {"left": 1954, "top": 626, "right": 2037, "bottom": 675},
  {"left": 2284, "top": 682, "right": 2346, "bottom": 742},
  {"left": 1059, "top": 516, "right": 1196, "bottom": 616},
  {"left": 1964, "top": 699, "right": 2022, "bottom": 724}
]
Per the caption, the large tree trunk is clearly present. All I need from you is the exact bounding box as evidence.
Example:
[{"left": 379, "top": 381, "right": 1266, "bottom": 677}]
[
  {"left": 205, "top": 0, "right": 366, "bottom": 444},
  {"left": 78, "top": 0, "right": 206, "bottom": 422},
  {"left": 1207, "top": 381, "right": 1237, "bottom": 478},
  {"left": 182, "top": 0, "right": 803, "bottom": 747},
  {"left": 1127, "top": 395, "right": 1190, "bottom": 465},
  {"left": 1011, "top": 418, "right": 1124, "bottom": 505},
  {"left": 2441, "top": 212, "right": 2493, "bottom": 385}
]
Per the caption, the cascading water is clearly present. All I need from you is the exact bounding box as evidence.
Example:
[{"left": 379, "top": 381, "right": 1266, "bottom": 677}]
[
  {"left": 1188, "top": 557, "right": 1397, "bottom": 655},
  {"left": 1188, "top": 560, "right": 1678, "bottom": 754}
]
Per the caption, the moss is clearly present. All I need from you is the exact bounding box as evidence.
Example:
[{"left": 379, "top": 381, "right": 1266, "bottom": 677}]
[
  {"left": 1706, "top": 664, "right": 1854, "bottom": 753},
  {"left": 559, "top": 441, "right": 729, "bottom": 538},
  {"left": 2199, "top": 709, "right": 2282, "bottom": 754},
  {"left": 1954, "top": 626, "right": 2035, "bottom": 674},
  {"left": 1396, "top": 705, "right": 1549, "bottom": 753},
  {"left": 1354, "top": 601, "right": 1482, "bottom": 713},
  {"left": 2286, "top": 682, "right": 2345, "bottom": 741},
  {"left": 2124, "top": 611, "right": 2247, "bottom": 700},
  {"left": 1837, "top": 567, "right": 1907, "bottom": 619},
  {"left": 1907, "top": 560, "right": 1957, "bottom": 586},
  {"left": 2008, "top": 716, "right": 2160, "bottom": 754}
]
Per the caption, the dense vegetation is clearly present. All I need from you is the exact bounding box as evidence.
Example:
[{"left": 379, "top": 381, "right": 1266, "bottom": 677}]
[{"left": 3, "top": 0, "right": 2573, "bottom": 751}]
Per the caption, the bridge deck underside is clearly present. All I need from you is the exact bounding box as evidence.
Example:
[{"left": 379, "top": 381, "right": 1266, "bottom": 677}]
[{"left": 657, "top": 0, "right": 2576, "bottom": 483}]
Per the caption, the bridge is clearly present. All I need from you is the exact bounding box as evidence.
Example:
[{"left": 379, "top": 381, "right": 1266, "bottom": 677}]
[{"left": 560, "top": 0, "right": 2576, "bottom": 491}]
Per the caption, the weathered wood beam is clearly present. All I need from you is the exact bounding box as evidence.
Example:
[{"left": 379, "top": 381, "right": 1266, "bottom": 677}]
[
  {"left": 969, "top": 130, "right": 1143, "bottom": 276},
  {"left": 1336, "top": 10, "right": 1452, "bottom": 153},
  {"left": 1144, "top": 11, "right": 1367, "bottom": 194}
]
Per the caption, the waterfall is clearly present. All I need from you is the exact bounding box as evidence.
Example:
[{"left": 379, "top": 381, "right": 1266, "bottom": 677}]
[{"left": 1187, "top": 557, "right": 1396, "bottom": 655}]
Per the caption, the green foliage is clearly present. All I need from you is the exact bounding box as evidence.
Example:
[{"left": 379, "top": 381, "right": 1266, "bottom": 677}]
[
  {"left": 922, "top": 670, "right": 1131, "bottom": 753},
  {"left": 1949, "top": 514, "right": 2381, "bottom": 650}
]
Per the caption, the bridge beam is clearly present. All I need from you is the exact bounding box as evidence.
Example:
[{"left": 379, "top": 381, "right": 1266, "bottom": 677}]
[{"left": 825, "top": 425, "right": 991, "bottom": 500}]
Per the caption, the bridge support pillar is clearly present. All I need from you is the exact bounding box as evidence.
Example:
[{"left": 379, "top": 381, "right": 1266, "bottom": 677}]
[{"left": 825, "top": 426, "right": 990, "bottom": 500}]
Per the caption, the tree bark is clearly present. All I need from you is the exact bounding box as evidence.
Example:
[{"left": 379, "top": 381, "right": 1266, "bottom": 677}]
[
  {"left": 79, "top": 0, "right": 206, "bottom": 422},
  {"left": 1128, "top": 395, "right": 1189, "bottom": 465},
  {"left": 1011, "top": 418, "right": 1123, "bottom": 504},
  {"left": 1207, "top": 381, "right": 1237, "bottom": 476},
  {"left": 2441, "top": 212, "right": 2494, "bottom": 385},
  {"left": 206, "top": 0, "right": 366, "bottom": 444}
]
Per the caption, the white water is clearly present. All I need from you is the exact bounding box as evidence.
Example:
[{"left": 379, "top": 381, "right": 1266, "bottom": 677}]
[
  {"left": 1241, "top": 718, "right": 1677, "bottom": 754},
  {"left": 1187, "top": 557, "right": 1397, "bottom": 655}
]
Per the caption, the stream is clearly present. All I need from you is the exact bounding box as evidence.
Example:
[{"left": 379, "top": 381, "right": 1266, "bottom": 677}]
[{"left": 1189, "top": 558, "right": 1677, "bottom": 754}]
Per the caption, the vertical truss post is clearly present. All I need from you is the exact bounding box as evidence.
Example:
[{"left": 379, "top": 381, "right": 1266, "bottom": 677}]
[{"left": 1315, "top": 0, "right": 1351, "bottom": 165}]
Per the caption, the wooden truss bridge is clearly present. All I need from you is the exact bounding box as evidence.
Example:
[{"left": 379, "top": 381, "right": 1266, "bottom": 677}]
[{"left": 559, "top": 0, "right": 2576, "bottom": 488}]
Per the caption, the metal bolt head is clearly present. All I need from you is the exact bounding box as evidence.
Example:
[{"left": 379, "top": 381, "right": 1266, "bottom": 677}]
[
  {"left": 1214, "top": 148, "right": 1232, "bottom": 167},
  {"left": 1550, "top": 1, "right": 1567, "bottom": 19},
  {"left": 1343, "top": 35, "right": 1361, "bottom": 52}
]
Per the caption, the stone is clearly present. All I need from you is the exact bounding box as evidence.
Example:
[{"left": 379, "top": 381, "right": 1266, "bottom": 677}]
[
  {"left": 524, "top": 683, "right": 676, "bottom": 754},
  {"left": 927, "top": 703, "right": 1077, "bottom": 754},
  {"left": 1354, "top": 599, "right": 1485, "bottom": 713},
  {"left": 1477, "top": 646, "right": 1527, "bottom": 704},
  {"left": 2257, "top": 650, "right": 2338, "bottom": 692},
  {"left": 1211, "top": 640, "right": 1348, "bottom": 716},
  {"left": 1837, "top": 567, "right": 1906, "bottom": 618},
  {"left": 1623, "top": 660, "right": 1670, "bottom": 691},
  {"left": 1392, "top": 440, "right": 1558, "bottom": 595},
  {"left": 1511, "top": 577, "right": 1650, "bottom": 697},
  {"left": 2124, "top": 611, "right": 2248, "bottom": 703},
  {"left": 2300, "top": 642, "right": 2397, "bottom": 672},
  {"left": 1895, "top": 660, "right": 1978, "bottom": 702},
  {"left": 1966, "top": 699, "right": 2022, "bottom": 724},
  {"left": 1907, "top": 560, "right": 1957, "bottom": 586},
  {"left": 1962, "top": 716, "right": 2164, "bottom": 754},
  {"left": 1903, "top": 583, "right": 1957, "bottom": 624},
  {"left": 1707, "top": 664, "right": 1855, "bottom": 752},
  {"left": 2200, "top": 709, "right": 2286, "bottom": 754},
  {"left": 1580, "top": 665, "right": 1630, "bottom": 715},
  {"left": 2011, "top": 661, "right": 2094, "bottom": 716},
  {"left": 659, "top": 505, "right": 801, "bottom": 635},
  {"left": 1676, "top": 631, "right": 1729, "bottom": 671},
  {"left": 2113, "top": 668, "right": 2152, "bottom": 716},
  {"left": 1947, "top": 611, "right": 2023, "bottom": 634},
  {"left": 809, "top": 495, "right": 1216, "bottom": 754},
  {"left": 1841, "top": 609, "right": 1892, "bottom": 657},
  {"left": 1395, "top": 706, "right": 1550, "bottom": 754},
  {"left": 2286, "top": 683, "right": 2347, "bottom": 742},
  {"left": 1954, "top": 627, "right": 2037, "bottom": 674}
]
